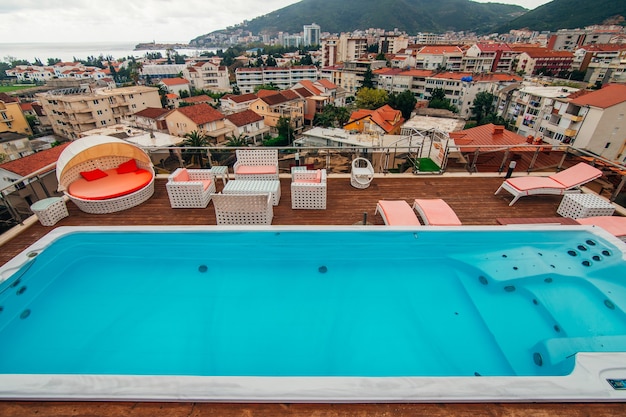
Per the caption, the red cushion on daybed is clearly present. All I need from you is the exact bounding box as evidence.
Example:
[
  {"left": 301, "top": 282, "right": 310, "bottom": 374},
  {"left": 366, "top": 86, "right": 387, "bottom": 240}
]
[
  {"left": 116, "top": 159, "right": 138, "bottom": 174},
  {"left": 68, "top": 168, "right": 152, "bottom": 200},
  {"left": 80, "top": 169, "right": 108, "bottom": 181}
]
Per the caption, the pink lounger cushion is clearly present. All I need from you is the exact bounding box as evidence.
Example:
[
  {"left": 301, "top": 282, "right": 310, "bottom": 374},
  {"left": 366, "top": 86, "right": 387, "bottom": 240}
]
[
  {"left": 576, "top": 216, "right": 626, "bottom": 237},
  {"left": 377, "top": 200, "right": 421, "bottom": 226},
  {"left": 68, "top": 168, "right": 152, "bottom": 200},
  {"left": 235, "top": 165, "right": 277, "bottom": 175},
  {"left": 413, "top": 198, "right": 462, "bottom": 226},
  {"left": 506, "top": 162, "right": 602, "bottom": 192}
]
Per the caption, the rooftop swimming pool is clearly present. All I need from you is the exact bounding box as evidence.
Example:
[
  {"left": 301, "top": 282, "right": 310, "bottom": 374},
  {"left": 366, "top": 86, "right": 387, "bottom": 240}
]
[{"left": 1, "top": 225, "right": 626, "bottom": 402}]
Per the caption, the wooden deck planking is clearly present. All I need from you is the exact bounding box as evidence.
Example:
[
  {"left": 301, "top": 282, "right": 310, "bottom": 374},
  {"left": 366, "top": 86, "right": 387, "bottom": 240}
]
[{"left": 1, "top": 175, "right": 622, "bottom": 416}]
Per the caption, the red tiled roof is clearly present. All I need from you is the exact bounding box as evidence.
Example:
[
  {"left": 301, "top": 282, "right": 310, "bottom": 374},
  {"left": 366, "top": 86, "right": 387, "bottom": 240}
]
[
  {"left": 257, "top": 89, "right": 281, "bottom": 98},
  {"left": 349, "top": 105, "right": 404, "bottom": 134},
  {"left": 221, "top": 93, "right": 258, "bottom": 103},
  {"left": 569, "top": 84, "right": 626, "bottom": 109},
  {"left": 449, "top": 124, "right": 528, "bottom": 152},
  {"left": 419, "top": 45, "right": 463, "bottom": 54},
  {"left": 0, "top": 93, "right": 18, "bottom": 103},
  {"left": 476, "top": 43, "right": 513, "bottom": 52},
  {"left": 133, "top": 107, "right": 171, "bottom": 119},
  {"left": 20, "top": 103, "right": 33, "bottom": 111},
  {"left": 176, "top": 103, "right": 224, "bottom": 125},
  {"left": 225, "top": 109, "right": 263, "bottom": 127},
  {"left": 0, "top": 143, "right": 71, "bottom": 177},
  {"left": 294, "top": 87, "right": 313, "bottom": 98},
  {"left": 317, "top": 79, "right": 337, "bottom": 89},
  {"left": 182, "top": 95, "right": 212, "bottom": 103},
  {"left": 160, "top": 77, "right": 189, "bottom": 86}
]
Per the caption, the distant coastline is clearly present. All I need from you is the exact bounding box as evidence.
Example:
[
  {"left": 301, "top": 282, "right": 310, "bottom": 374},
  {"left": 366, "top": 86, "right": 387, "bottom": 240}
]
[
  {"left": 134, "top": 42, "right": 191, "bottom": 51},
  {"left": 1, "top": 42, "right": 218, "bottom": 63}
]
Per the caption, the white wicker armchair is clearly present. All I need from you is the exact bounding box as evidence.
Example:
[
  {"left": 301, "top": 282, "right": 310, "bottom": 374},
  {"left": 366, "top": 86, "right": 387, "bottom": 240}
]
[
  {"left": 233, "top": 149, "right": 279, "bottom": 181},
  {"left": 211, "top": 193, "right": 273, "bottom": 225},
  {"left": 350, "top": 157, "right": 374, "bottom": 189},
  {"left": 291, "top": 169, "right": 327, "bottom": 209},
  {"left": 166, "top": 168, "right": 216, "bottom": 208}
]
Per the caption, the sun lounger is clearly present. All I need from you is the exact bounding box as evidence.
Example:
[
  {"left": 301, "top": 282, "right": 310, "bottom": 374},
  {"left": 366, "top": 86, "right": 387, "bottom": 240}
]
[
  {"left": 494, "top": 162, "right": 603, "bottom": 206},
  {"left": 375, "top": 200, "right": 421, "bottom": 226},
  {"left": 412, "top": 198, "right": 462, "bottom": 226}
]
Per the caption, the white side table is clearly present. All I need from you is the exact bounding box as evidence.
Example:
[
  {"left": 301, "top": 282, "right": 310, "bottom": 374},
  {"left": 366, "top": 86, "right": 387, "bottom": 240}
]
[
  {"left": 30, "top": 197, "right": 69, "bottom": 226},
  {"left": 210, "top": 166, "right": 229, "bottom": 186},
  {"left": 222, "top": 180, "right": 281, "bottom": 205},
  {"left": 557, "top": 193, "right": 615, "bottom": 219}
]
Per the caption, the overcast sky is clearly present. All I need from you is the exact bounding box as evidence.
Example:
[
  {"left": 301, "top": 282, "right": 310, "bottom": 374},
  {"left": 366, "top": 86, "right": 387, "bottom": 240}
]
[{"left": 1, "top": 0, "right": 552, "bottom": 44}]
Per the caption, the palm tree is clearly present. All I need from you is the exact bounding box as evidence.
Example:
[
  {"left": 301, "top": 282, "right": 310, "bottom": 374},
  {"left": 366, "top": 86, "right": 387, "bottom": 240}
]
[
  {"left": 226, "top": 133, "right": 249, "bottom": 147},
  {"left": 183, "top": 130, "right": 211, "bottom": 168}
]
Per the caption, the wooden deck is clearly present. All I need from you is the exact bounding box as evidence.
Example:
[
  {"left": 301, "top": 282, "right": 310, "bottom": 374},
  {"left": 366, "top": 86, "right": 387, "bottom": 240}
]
[{"left": 0, "top": 175, "right": 624, "bottom": 416}]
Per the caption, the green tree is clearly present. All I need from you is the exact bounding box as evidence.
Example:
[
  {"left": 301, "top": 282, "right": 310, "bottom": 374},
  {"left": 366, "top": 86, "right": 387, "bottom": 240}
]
[
  {"left": 183, "top": 130, "right": 211, "bottom": 168},
  {"left": 355, "top": 87, "right": 388, "bottom": 109},
  {"left": 276, "top": 116, "right": 295, "bottom": 145},
  {"left": 471, "top": 92, "right": 495, "bottom": 124},
  {"left": 428, "top": 87, "right": 457, "bottom": 112},
  {"left": 314, "top": 104, "right": 351, "bottom": 127},
  {"left": 388, "top": 90, "right": 417, "bottom": 119},
  {"left": 253, "top": 83, "right": 279, "bottom": 93},
  {"left": 47, "top": 58, "right": 61, "bottom": 66},
  {"left": 360, "top": 67, "right": 375, "bottom": 89},
  {"left": 226, "top": 133, "right": 249, "bottom": 147}
]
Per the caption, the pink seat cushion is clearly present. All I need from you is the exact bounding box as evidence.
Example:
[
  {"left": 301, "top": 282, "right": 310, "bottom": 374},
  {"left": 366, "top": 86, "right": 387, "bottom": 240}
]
[
  {"left": 294, "top": 170, "right": 322, "bottom": 183},
  {"left": 378, "top": 200, "right": 421, "bottom": 226},
  {"left": 201, "top": 180, "right": 212, "bottom": 191},
  {"left": 413, "top": 198, "right": 462, "bottom": 226},
  {"left": 576, "top": 216, "right": 626, "bottom": 237},
  {"left": 506, "top": 176, "right": 564, "bottom": 192},
  {"left": 172, "top": 168, "right": 189, "bottom": 182},
  {"left": 235, "top": 165, "right": 277, "bottom": 175},
  {"left": 68, "top": 168, "right": 152, "bottom": 200},
  {"left": 550, "top": 162, "right": 602, "bottom": 188}
]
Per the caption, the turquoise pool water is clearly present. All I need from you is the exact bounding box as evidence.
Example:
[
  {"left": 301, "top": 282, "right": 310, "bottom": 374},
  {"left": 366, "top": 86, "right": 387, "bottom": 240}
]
[{"left": 1, "top": 227, "right": 626, "bottom": 381}]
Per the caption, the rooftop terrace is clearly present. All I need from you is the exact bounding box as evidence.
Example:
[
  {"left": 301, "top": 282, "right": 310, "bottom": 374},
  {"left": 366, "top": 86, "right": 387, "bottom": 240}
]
[{"left": 0, "top": 173, "right": 624, "bottom": 415}]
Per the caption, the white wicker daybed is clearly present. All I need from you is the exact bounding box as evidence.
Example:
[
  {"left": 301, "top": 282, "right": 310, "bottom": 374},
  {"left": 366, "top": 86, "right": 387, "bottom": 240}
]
[{"left": 56, "top": 136, "right": 155, "bottom": 214}]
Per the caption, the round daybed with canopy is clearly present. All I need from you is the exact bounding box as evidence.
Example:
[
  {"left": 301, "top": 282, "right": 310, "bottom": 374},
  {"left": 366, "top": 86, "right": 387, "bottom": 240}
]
[{"left": 56, "top": 136, "right": 155, "bottom": 214}]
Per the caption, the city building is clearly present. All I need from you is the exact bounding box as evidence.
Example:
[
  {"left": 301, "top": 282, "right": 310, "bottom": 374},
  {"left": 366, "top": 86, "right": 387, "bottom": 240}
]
[
  {"left": 224, "top": 109, "right": 270, "bottom": 145},
  {"left": 513, "top": 47, "right": 574, "bottom": 76},
  {"left": 36, "top": 85, "right": 161, "bottom": 139},
  {"left": 248, "top": 90, "right": 305, "bottom": 135},
  {"left": 235, "top": 66, "right": 318, "bottom": 94},
  {"left": 164, "top": 103, "right": 231, "bottom": 144},
  {"left": 183, "top": 61, "right": 231, "bottom": 92},
  {"left": 0, "top": 94, "right": 32, "bottom": 137},
  {"left": 303, "top": 23, "right": 321, "bottom": 46},
  {"left": 345, "top": 104, "right": 405, "bottom": 135}
]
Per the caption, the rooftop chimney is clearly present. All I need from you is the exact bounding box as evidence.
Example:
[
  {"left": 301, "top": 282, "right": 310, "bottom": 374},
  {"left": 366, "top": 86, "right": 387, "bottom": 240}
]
[{"left": 493, "top": 125, "right": 504, "bottom": 135}]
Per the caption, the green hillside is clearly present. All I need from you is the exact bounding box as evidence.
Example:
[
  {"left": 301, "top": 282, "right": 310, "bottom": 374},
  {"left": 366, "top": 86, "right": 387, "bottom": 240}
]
[
  {"left": 191, "top": 0, "right": 526, "bottom": 43},
  {"left": 497, "top": 0, "right": 626, "bottom": 32}
]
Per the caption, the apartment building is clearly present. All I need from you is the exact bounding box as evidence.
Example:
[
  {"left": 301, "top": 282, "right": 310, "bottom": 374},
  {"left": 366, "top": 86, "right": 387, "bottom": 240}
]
[
  {"left": 513, "top": 47, "right": 574, "bottom": 76},
  {"left": 36, "top": 85, "right": 161, "bottom": 139},
  {"left": 320, "top": 60, "right": 386, "bottom": 96},
  {"left": 462, "top": 43, "right": 516, "bottom": 73},
  {"left": 320, "top": 34, "right": 369, "bottom": 67},
  {"left": 159, "top": 78, "right": 191, "bottom": 96},
  {"left": 425, "top": 72, "right": 522, "bottom": 119},
  {"left": 235, "top": 66, "right": 318, "bottom": 94},
  {"left": 224, "top": 110, "right": 270, "bottom": 145},
  {"left": 547, "top": 26, "right": 622, "bottom": 51},
  {"left": 220, "top": 93, "right": 259, "bottom": 114},
  {"left": 561, "top": 84, "right": 626, "bottom": 162},
  {"left": 572, "top": 44, "right": 626, "bottom": 85},
  {"left": 165, "top": 103, "right": 231, "bottom": 144},
  {"left": 6, "top": 62, "right": 109, "bottom": 84},
  {"left": 375, "top": 68, "right": 433, "bottom": 99},
  {"left": 183, "top": 61, "right": 230, "bottom": 92},
  {"left": 414, "top": 46, "right": 464, "bottom": 71},
  {"left": 379, "top": 34, "right": 410, "bottom": 55},
  {"left": 303, "top": 23, "right": 321, "bottom": 46},
  {"left": 497, "top": 84, "right": 580, "bottom": 139},
  {"left": 248, "top": 90, "right": 305, "bottom": 135},
  {"left": 0, "top": 94, "right": 32, "bottom": 137},
  {"left": 345, "top": 104, "right": 404, "bottom": 135}
]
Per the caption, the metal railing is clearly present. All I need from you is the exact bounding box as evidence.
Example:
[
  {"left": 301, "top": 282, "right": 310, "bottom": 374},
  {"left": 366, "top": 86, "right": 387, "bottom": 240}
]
[{"left": 1, "top": 143, "right": 624, "bottom": 235}]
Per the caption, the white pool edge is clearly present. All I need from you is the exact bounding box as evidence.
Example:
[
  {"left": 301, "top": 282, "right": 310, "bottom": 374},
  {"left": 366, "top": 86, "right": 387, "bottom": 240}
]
[{"left": 1, "top": 225, "right": 626, "bottom": 402}]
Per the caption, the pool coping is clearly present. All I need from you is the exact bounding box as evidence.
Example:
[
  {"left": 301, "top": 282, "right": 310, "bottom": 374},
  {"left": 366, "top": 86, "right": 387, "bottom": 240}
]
[{"left": 1, "top": 225, "right": 626, "bottom": 403}]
